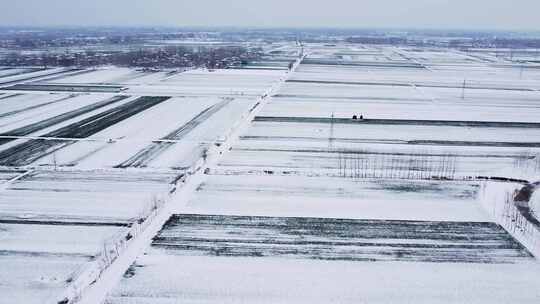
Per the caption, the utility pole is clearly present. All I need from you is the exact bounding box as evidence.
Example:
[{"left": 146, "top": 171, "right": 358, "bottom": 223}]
[
  {"left": 461, "top": 79, "right": 466, "bottom": 100},
  {"left": 52, "top": 152, "right": 57, "bottom": 171},
  {"left": 328, "top": 112, "right": 335, "bottom": 151}
]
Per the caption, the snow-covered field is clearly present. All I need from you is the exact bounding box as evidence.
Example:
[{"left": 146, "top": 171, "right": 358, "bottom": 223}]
[
  {"left": 0, "top": 170, "right": 173, "bottom": 223},
  {"left": 103, "top": 43, "right": 540, "bottom": 304},
  {"left": 1, "top": 43, "right": 540, "bottom": 303},
  {"left": 0, "top": 63, "right": 286, "bottom": 303},
  {"left": 0, "top": 219, "right": 126, "bottom": 304},
  {"left": 186, "top": 175, "right": 486, "bottom": 221},
  {"left": 106, "top": 255, "right": 540, "bottom": 304}
]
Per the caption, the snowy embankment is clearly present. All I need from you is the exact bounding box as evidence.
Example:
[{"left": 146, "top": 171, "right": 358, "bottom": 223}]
[
  {"left": 478, "top": 181, "right": 540, "bottom": 258},
  {"left": 532, "top": 190, "right": 540, "bottom": 219}
]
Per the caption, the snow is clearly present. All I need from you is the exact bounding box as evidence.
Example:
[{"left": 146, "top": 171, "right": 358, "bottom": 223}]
[
  {"left": 0, "top": 170, "right": 173, "bottom": 224},
  {"left": 0, "top": 254, "right": 89, "bottom": 304},
  {"left": 245, "top": 121, "right": 540, "bottom": 145},
  {"left": 187, "top": 174, "right": 487, "bottom": 222},
  {"left": 1, "top": 41, "right": 540, "bottom": 303},
  {"left": 0, "top": 67, "right": 67, "bottom": 85},
  {"left": 105, "top": 253, "right": 540, "bottom": 304},
  {"left": 262, "top": 96, "right": 540, "bottom": 123},
  {"left": 0, "top": 222, "right": 124, "bottom": 256},
  {"left": 45, "top": 68, "right": 144, "bottom": 85},
  {"left": 0, "top": 94, "right": 124, "bottom": 134}
]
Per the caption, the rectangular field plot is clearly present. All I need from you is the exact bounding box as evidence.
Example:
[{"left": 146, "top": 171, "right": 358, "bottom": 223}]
[
  {"left": 276, "top": 82, "right": 427, "bottom": 101},
  {"left": 152, "top": 214, "right": 532, "bottom": 263},
  {"left": 31, "top": 97, "right": 257, "bottom": 170},
  {"left": 0, "top": 95, "right": 131, "bottom": 140},
  {"left": 4, "top": 84, "right": 126, "bottom": 93},
  {"left": 0, "top": 96, "right": 170, "bottom": 166},
  {"left": 0, "top": 170, "right": 174, "bottom": 224},
  {"left": 105, "top": 254, "right": 540, "bottom": 304},
  {"left": 1, "top": 254, "right": 89, "bottom": 304},
  {"left": 44, "top": 68, "right": 149, "bottom": 85},
  {"left": 0, "top": 68, "right": 41, "bottom": 79},
  {"left": 186, "top": 175, "right": 487, "bottom": 222},
  {"left": 218, "top": 146, "right": 531, "bottom": 178},
  {"left": 104, "top": 215, "right": 540, "bottom": 304},
  {"left": 245, "top": 121, "right": 540, "bottom": 146},
  {"left": 40, "top": 96, "right": 224, "bottom": 169},
  {"left": 128, "top": 69, "right": 284, "bottom": 97},
  {"left": 261, "top": 96, "right": 540, "bottom": 123},
  {"left": 0, "top": 221, "right": 125, "bottom": 304},
  {"left": 0, "top": 68, "right": 69, "bottom": 85},
  {"left": 0, "top": 93, "right": 75, "bottom": 119}
]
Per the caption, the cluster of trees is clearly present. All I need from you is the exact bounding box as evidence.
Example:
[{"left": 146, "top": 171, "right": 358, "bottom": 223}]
[{"left": 0, "top": 46, "right": 263, "bottom": 69}]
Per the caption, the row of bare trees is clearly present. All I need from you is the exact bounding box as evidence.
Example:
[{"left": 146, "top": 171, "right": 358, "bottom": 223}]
[{"left": 336, "top": 151, "right": 458, "bottom": 180}]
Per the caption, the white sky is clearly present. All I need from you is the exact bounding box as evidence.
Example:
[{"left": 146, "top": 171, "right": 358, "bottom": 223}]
[{"left": 1, "top": 0, "right": 539, "bottom": 30}]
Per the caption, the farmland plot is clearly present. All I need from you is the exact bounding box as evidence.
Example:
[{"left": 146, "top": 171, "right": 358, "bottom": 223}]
[
  {"left": 216, "top": 147, "right": 529, "bottom": 178},
  {"left": 37, "top": 96, "right": 223, "bottom": 169},
  {"left": 261, "top": 96, "right": 540, "bottom": 123},
  {"left": 146, "top": 98, "right": 261, "bottom": 169},
  {"left": 276, "top": 81, "right": 427, "bottom": 101},
  {"left": 0, "top": 96, "right": 170, "bottom": 166},
  {"left": 45, "top": 68, "right": 147, "bottom": 85},
  {"left": 116, "top": 99, "right": 232, "bottom": 168},
  {"left": 243, "top": 121, "right": 540, "bottom": 147},
  {"left": 33, "top": 96, "right": 257, "bottom": 170},
  {"left": 0, "top": 94, "right": 130, "bottom": 134},
  {"left": 185, "top": 174, "right": 486, "bottom": 221},
  {"left": 0, "top": 170, "right": 174, "bottom": 224},
  {"left": 0, "top": 93, "right": 74, "bottom": 119},
  {"left": 0, "top": 68, "right": 42, "bottom": 78},
  {"left": 0, "top": 221, "right": 125, "bottom": 304},
  {"left": 105, "top": 214, "right": 539, "bottom": 304},
  {"left": 127, "top": 69, "right": 284, "bottom": 97},
  {"left": 102, "top": 44, "right": 540, "bottom": 304},
  {"left": 0, "top": 68, "right": 67, "bottom": 85},
  {"left": 0, "top": 95, "right": 130, "bottom": 146},
  {"left": 2, "top": 41, "right": 540, "bottom": 303}
]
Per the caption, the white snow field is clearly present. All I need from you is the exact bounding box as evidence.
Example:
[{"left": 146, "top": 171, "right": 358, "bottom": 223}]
[
  {"left": 1, "top": 43, "right": 540, "bottom": 304},
  {"left": 103, "top": 44, "right": 540, "bottom": 304},
  {"left": 0, "top": 63, "right": 286, "bottom": 303}
]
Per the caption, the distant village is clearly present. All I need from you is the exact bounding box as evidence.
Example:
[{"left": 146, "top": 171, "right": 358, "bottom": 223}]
[
  {"left": 1, "top": 27, "right": 540, "bottom": 68},
  {"left": 0, "top": 46, "right": 263, "bottom": 69},
  {"left": 0, "top": 29, "right": 264, "bottom": 69}
]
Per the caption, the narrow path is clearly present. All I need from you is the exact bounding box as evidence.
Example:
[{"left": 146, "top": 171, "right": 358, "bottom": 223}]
[{"left": 74, "top": 54, "right": 306, "bottom": 304}]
